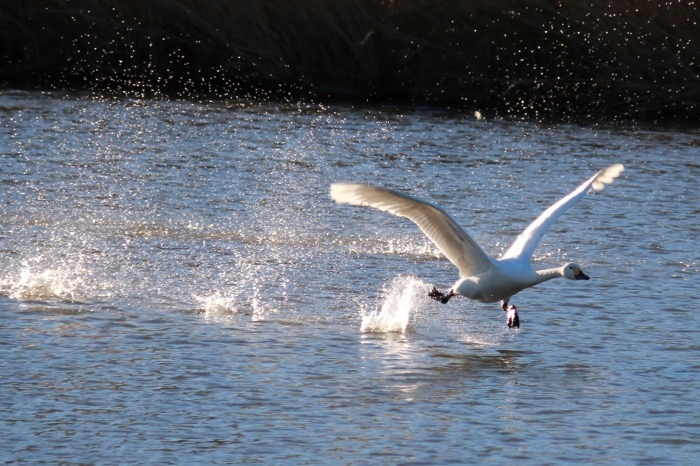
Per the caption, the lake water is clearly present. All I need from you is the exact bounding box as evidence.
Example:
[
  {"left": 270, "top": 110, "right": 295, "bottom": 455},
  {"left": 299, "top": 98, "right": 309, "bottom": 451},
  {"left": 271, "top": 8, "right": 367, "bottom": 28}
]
[{"left": 1, "top": 91, "right": 698, "bottom": 464}]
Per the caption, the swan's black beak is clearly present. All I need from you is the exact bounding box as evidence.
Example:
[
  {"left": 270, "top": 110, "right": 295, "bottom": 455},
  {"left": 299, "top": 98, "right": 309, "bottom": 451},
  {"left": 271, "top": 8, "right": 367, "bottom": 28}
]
[{"left": 575, "top": 269, "right": 590, "bottom": 280}]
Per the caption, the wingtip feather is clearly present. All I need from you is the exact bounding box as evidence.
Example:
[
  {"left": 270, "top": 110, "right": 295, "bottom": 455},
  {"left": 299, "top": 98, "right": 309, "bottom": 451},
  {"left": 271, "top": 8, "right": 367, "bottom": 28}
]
[
  {"left": 330, "top": 183, "right": 354, "bottom": 204},
  {"left": 591, "top": 164, "right": 624, "bottom": 191},
  {"left": 330, "top": 183, "right": 373, "bottom": 206}
]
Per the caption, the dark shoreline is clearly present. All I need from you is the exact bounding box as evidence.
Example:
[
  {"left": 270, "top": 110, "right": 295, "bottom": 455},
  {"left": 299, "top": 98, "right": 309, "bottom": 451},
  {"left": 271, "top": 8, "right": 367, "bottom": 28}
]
[{"left": 2, "top": 1, "right": 698, "bottom": 121}]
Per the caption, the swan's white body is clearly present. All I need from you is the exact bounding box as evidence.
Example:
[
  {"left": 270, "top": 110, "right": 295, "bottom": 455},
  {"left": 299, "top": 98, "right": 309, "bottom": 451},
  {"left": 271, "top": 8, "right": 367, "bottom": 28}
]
[{"left": 330, "top": 164, "right": 624, "bottom": 327}]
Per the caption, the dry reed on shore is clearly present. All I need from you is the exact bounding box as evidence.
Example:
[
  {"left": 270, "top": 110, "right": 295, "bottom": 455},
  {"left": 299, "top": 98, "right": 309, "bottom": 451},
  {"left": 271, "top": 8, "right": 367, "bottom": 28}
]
[{"left": 1, "top": 0, "right": 698, "bottom": 120}]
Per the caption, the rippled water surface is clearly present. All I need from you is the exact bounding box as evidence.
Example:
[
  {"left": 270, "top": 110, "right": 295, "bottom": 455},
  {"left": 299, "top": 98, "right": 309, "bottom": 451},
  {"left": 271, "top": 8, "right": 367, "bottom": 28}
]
[{"left": 1, "top": 91, "right": 699, "bottom": 464}]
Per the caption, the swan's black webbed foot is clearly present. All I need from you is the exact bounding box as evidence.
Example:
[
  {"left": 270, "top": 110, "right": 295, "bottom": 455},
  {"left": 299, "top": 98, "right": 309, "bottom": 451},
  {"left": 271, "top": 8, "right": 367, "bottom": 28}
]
[
  {"left": 428, "top": 286, "right": 444, "bottom": 301},
  {"left": 506, "top": 305, "right": 520, "bottom": 329},
  {"left": 429, "top": 287, "right": 454, "bottom": 304}
]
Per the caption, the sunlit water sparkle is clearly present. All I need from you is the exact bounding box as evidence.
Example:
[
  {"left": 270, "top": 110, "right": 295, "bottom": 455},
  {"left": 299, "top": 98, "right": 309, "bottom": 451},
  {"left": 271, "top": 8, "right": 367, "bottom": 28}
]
[{"left": 1, "top": 91, "right": 698, "bottom": 464}]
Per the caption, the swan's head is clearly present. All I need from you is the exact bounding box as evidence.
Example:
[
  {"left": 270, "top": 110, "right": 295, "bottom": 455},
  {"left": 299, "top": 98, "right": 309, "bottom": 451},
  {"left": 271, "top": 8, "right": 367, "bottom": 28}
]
[{"left": 562, "top": 263, "right": 590, "bottom": 280}]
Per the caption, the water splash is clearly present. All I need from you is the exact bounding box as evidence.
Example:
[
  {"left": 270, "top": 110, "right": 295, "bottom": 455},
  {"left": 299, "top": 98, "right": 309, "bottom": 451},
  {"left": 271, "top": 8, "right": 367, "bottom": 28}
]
[
  {"left": 1, "top": 261, "right": 86, "bottom": 303},
  {"left": 360, "top": 276, "right": 428, "bottom": 333},
  {"left": 194, "top": 291, "right": 240, "bottom": 316},
  {"left": 193, "top": 256, "right": 282, "bottom": 321},
  {"left": 194, "top": 289, "right": 272, "bottom": 321}
]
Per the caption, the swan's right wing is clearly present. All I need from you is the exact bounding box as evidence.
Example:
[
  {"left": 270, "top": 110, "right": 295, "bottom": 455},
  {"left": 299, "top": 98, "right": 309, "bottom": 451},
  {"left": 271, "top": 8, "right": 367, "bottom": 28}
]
[{"left": 330, "top": 183, "right": 493, "bottom": 277}]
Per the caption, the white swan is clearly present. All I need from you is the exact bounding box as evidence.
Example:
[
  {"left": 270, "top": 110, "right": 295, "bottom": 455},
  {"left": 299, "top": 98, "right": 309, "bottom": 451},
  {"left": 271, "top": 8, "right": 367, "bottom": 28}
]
[{"left": 330, "top": 164, "right": 624, "bottom": 328}]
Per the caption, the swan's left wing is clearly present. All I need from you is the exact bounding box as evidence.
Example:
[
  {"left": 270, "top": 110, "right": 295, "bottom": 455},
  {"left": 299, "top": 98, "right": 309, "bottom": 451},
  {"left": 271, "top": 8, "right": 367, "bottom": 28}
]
[
  {"left": 330, "top": 183, "right": 493, "bottom": 277},
  {"left": 501, "top": 164, "right": 624, "bottom": 261}
]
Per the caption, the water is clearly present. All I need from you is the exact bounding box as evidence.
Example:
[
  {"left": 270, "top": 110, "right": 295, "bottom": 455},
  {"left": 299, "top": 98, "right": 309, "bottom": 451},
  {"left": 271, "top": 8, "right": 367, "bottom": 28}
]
[{"left": 1, "top": 90, "right": 698, "bottom": 464}]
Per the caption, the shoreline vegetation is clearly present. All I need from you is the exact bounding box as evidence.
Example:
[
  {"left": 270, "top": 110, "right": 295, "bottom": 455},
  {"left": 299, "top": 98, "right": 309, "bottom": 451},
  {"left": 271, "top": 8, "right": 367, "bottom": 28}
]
[{"left": 1, "top": 0, "right": 698, "bottom": 121}]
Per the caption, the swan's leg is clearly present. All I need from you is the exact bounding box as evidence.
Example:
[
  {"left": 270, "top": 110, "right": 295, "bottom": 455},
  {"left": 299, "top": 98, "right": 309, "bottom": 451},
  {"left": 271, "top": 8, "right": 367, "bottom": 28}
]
[
  {"left": 506, "top": 305, "right": 520, "bottom": 329},
  {"left": 501, "top": 299, "right": 519, "bottom": 328}
]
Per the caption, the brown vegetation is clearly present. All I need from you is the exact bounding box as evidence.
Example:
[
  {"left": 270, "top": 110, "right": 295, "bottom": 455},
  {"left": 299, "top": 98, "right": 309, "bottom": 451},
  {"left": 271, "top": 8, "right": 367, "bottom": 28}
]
[{"left": 1, "top": 0, "right": 698, "bottom": 120}]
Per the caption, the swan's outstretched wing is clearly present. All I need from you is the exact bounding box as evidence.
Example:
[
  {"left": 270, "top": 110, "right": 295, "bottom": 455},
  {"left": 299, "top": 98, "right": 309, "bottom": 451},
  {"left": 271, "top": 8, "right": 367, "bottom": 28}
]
[
  {"left": 330, "top": 184, "right": 493, "bottom": 277},
  {"left": 501, "top": 164, "right": 624, "bottom": 261}
]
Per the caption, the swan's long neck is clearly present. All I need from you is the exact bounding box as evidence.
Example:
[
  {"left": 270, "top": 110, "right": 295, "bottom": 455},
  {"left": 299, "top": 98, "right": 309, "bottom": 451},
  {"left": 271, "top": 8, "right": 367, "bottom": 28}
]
[{"left": 533, "top": 266, "right": 564, "bottom": 285}]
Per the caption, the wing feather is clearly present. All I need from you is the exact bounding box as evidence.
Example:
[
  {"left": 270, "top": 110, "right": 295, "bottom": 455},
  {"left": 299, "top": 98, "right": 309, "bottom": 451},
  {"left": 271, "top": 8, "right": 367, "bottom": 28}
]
[{"left": 330, "top": 184, "right": 493, "bottom": 277}]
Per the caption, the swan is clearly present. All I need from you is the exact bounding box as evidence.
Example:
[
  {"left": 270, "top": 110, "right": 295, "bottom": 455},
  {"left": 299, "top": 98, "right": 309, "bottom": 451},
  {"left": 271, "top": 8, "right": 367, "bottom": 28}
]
[{"left": 330, "top": 164, "right": 624, "bottom": 328}]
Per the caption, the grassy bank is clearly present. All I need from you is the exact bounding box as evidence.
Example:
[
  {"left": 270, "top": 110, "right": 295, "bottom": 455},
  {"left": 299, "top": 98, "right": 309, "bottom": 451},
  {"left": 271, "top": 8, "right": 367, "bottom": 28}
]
[{"left": 1, "top": 0, "right": 698, "bottom": 120}]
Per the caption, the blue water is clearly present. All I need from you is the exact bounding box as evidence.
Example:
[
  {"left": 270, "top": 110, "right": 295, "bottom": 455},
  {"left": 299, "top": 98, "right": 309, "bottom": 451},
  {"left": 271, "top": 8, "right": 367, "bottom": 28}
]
[{"left": 1, "top": 91, "right": 698, "bottom": 464}]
